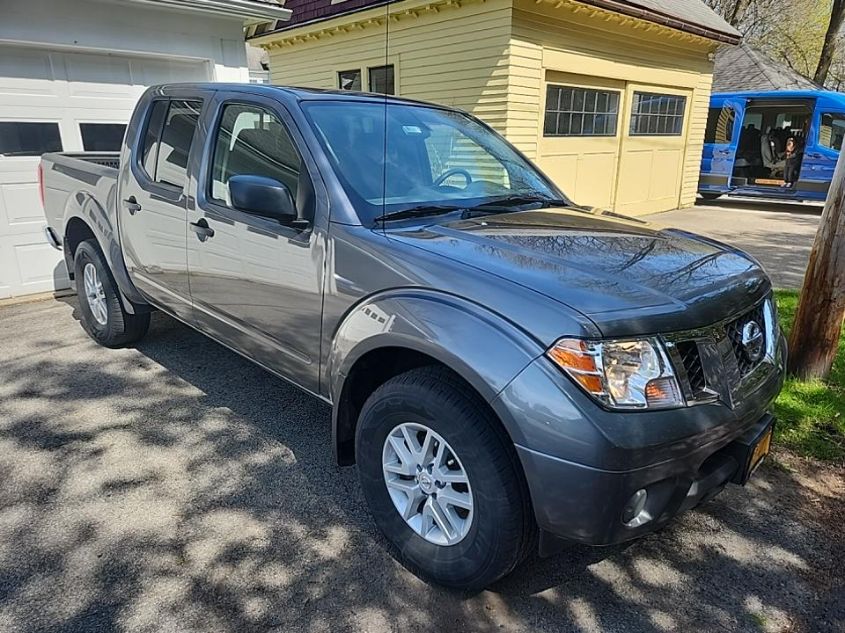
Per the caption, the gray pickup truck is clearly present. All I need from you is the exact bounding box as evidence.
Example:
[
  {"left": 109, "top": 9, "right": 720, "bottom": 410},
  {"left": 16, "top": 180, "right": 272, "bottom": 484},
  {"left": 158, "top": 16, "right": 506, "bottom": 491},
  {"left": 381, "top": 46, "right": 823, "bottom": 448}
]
[{"left": 41, "top": 83, "right": 785, "bottom": 589}]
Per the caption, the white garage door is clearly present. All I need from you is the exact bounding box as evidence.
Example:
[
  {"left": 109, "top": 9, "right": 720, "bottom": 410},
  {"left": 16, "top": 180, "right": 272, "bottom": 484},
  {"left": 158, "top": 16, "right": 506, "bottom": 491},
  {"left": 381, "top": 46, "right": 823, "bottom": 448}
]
[{"left": 0, "top": 44, "right": 210, "bottom": 299}]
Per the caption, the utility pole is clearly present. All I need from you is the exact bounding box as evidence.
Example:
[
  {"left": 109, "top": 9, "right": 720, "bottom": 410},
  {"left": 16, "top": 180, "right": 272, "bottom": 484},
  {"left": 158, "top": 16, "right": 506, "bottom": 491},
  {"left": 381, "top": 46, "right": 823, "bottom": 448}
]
[{"left": 787, "top": 146, "right": 845, "bottom": 380}]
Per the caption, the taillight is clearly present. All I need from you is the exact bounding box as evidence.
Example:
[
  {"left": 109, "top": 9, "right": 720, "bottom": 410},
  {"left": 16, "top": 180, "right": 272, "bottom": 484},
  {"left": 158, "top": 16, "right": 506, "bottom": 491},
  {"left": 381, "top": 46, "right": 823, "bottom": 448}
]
[{"left": 37, "top": 162, "right": 45, "bottom": 209}]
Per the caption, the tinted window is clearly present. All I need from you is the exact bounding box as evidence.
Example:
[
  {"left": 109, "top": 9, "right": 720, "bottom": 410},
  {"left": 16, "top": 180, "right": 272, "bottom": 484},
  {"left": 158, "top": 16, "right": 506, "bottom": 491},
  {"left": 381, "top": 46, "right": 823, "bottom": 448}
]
[
  {"left": 369, "top": 65, "right": 395, "bottom": 95},
  {"left": 338, "top": 69, "right": 362, "bottom": 91},
  {"left": 141, "top": 100, "right": 168, "bottom": 178},
  {"left": 543, "top": 85, "right": 619, "bottom": 137},
  {"left": 80, "top": 123, "right": 127, "bottom": 151},
  {"left": 210, "top": 103, "right": 301, "bottom": 206},
  {"left": 820, "top": 112, "right": 845, "bottom": 151},
  {"left": 0, "top": 122, "right": 62, "bottom": 156},
  {"left": 155, "top": 100, "right": 202, "bottom": 188},
  {"left": 704, "top": 106, "right": 735, "bottom": 144},
  {"left": 630, "top": 92, "right": 686, "bottom": 136}
]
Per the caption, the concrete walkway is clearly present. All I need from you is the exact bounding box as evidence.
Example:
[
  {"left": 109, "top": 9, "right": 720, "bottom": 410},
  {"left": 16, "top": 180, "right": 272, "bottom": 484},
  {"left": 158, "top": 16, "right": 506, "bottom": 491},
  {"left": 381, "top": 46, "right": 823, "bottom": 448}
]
[{"left": 644, "top": 198, "right": 822, "bottom": 289}]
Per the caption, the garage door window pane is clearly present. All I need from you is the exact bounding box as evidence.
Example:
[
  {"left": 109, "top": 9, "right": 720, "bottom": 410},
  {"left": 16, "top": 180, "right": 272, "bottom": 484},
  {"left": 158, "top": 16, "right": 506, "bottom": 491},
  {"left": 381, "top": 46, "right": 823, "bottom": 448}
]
[
  {"left": 80, "top": 123, "right": 127, "bottom": 151},
  {"left": 630, "top": 92, "right": 686, "bottom": 136},
  {"left": 155, "top": 100, "right": 202, "bottom": 188},
  {"left": 543, "top": 85, "right": 619, "bottom": 137},
  {"left": 0, "top": 122, "right": 62, "bottom": 156}
]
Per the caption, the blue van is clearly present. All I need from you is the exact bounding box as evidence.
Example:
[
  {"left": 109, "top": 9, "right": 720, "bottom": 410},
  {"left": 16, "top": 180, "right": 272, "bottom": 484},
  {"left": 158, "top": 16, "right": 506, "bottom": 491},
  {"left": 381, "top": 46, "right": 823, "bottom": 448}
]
[{"left": 699, "top": 90, "right": 844, "bottom": 202}]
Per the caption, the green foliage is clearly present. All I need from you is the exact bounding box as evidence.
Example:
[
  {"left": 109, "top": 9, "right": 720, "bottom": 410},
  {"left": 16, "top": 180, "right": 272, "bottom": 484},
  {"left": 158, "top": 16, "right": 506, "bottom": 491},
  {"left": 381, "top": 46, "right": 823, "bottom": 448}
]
[
  {"left": 773, "top": 290, "right": 845, "bottom": 462},
  {"left": 706, "top": 0, "right": 845, "bottom": 90}
]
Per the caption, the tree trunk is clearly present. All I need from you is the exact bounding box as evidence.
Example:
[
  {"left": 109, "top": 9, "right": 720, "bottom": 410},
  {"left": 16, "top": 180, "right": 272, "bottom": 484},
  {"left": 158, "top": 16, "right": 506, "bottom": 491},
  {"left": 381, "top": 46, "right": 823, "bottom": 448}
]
[
  {"left": 725, "top": 0, "right": 752, "bottom": 26},
  {"left": 813, "top": 0, "right": 845, "bottom": 85},
  {"left": 787, "top": 147, "right": 845, "bottom": 380}
]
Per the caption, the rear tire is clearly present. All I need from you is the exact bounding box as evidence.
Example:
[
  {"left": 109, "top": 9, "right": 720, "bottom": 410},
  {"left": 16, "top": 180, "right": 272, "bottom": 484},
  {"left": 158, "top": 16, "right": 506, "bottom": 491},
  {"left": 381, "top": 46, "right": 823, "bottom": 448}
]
[
  {"left": 355, "top": 366, "right": 532, "bottom": 590},
  {"left": 699, "top": 192, "right": 722, "bottom": 201},
  {"left": 73, "top": 239, "right": 149, "bottom": 347}
]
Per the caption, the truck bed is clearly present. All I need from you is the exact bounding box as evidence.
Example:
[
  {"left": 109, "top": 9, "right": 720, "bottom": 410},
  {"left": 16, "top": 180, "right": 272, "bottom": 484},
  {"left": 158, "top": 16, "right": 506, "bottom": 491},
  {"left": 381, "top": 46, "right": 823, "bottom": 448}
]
[{"left": 40, "top": 152, "right": 121, "bottom": 243}]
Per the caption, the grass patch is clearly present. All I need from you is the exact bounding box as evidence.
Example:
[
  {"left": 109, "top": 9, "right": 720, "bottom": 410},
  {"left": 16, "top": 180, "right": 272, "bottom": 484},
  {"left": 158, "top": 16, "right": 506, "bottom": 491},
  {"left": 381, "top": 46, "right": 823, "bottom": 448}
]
[{"left": 772, "top": 289, "right": 845, "bottom": 462}]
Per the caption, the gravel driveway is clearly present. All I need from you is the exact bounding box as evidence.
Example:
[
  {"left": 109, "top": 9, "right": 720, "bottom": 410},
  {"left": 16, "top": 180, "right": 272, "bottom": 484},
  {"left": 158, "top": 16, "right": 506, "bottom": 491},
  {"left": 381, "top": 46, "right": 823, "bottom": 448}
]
[{"left": 0, "top": 298, "right": 842, "bottom": 633}]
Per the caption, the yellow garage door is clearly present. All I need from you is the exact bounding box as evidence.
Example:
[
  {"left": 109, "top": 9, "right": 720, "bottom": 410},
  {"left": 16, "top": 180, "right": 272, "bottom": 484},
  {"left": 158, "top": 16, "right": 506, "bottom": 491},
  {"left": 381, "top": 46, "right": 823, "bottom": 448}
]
[
  {"left": 615, "top": 84, "right": 691, "bottom": 215},
  {"left": 536, "top": 74, "right": 691, "bottom": 216},
  {"left": 535, "top": 72, "right": 624, "bottom": 210}
]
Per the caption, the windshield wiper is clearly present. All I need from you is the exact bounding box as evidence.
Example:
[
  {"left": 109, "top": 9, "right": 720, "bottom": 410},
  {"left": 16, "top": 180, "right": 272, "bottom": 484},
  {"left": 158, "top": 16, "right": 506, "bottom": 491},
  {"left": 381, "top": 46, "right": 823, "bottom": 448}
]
[
  {"left": 464, "top": 195, "right": 570, "bottom": 215},
  {"left": 376, "top": 204, "right": 464, "bottom": 223}
]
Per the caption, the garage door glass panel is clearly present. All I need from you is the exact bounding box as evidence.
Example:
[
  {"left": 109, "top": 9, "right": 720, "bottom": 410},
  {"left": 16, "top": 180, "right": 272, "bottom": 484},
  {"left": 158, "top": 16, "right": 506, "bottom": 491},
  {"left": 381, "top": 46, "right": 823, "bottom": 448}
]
[
  {"left": 544, "top": 86, "right": 619, "bottom": 137},
  {"left": 155, "top": 100, "right": 202, "bottom": 188},
  {"left": 80, "top": 123, "right": 127, "bottom": 151},
  {"left": 630, "top": 93, "right": 686, "bottom": 136},
  {"left": 0, "top": 122, "right": 62, "bottom": 156}
]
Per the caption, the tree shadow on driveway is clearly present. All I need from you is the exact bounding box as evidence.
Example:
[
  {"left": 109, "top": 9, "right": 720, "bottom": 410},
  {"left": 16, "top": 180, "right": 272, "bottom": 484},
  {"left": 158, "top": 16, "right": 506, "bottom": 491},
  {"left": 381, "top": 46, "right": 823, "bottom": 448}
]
[{"left": 0, "top": 299, "right": 842, "bottom": 633}]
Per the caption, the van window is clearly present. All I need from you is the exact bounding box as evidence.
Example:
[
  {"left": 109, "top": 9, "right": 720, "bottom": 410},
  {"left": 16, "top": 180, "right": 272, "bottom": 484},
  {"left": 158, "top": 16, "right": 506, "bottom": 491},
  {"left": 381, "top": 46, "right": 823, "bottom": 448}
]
[
  {"left": 209, "top": 103, "right": 301, "bottom": 206},
  {"left": 154, "top": 100, "right": 202, "bottom": 188},
  {"left": 820, "top": 113, "right": 845, "bottom": 151},
  {"left": 704, "top": 106, "right": 735, "bottom": 144}
]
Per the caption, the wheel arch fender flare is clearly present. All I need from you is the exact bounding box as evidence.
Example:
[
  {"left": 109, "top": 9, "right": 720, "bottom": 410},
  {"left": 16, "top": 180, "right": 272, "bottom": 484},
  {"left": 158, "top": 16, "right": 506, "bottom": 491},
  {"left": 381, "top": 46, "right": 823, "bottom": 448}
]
[
  {"left": 328, "top": 289, "right": 544, "bottom": 464},
  {"left": 62, "top": 189, "right": 148, "bottom": 311}
]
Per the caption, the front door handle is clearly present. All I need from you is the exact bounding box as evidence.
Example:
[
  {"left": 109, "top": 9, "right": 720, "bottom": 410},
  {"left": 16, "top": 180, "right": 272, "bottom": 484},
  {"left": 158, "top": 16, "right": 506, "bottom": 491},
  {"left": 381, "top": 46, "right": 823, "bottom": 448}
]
[
  {"left": 189, "top": 218, "right": 215, "bottom": 241},
  {"left": 123, "top": 197, "right": 142, "bottom": 215}
]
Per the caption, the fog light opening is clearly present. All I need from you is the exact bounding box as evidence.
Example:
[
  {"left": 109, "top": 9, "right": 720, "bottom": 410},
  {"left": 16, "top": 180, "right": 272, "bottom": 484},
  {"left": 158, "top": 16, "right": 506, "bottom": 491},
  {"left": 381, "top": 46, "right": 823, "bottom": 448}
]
[{"left": 622, "top": 488, "right": 652, "bottom": 528}]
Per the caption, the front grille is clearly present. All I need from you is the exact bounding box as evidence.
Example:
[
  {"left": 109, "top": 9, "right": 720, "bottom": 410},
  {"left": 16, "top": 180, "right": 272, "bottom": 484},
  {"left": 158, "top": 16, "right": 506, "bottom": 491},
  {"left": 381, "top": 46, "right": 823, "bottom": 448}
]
[
  {"left": 725, "top": 302, "right": 767, "bottom": 377},
  {"left": 676, "top": 340, "right": 707, "bottom": 396}
]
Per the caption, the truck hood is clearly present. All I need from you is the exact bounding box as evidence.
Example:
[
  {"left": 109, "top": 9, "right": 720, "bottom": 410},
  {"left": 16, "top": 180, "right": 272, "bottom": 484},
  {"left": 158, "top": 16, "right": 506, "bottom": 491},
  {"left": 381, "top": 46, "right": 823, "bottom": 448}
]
[{"left": 387, "top": 208, "right": 771, "bottom": 337}]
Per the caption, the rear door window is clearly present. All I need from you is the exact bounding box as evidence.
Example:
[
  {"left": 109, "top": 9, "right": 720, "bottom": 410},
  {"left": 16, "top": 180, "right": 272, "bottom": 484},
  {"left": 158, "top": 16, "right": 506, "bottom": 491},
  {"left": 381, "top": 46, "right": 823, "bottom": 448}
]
[
  {"left": 154, "top": 100, "right": 202, "bottom": 188},
  {"left": 141, "top": 100, "right": 168, "bottom": 178}
]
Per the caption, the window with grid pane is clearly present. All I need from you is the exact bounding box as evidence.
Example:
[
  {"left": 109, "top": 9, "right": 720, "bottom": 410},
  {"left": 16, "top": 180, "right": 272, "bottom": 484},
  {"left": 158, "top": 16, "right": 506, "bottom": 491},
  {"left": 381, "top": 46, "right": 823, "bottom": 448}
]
[
  {"left": 630, "top": 92, "right": 686, "bottom": 136},
  {"left": 543, "top": 85, "right": 619, "bottom": 137}
]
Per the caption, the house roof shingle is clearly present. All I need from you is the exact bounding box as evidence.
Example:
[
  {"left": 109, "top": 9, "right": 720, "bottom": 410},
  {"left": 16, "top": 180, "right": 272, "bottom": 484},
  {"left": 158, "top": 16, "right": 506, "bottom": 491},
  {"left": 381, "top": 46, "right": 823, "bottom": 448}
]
[
  {"left": 250, "top": 0, "right": 740, "bottom": 43},
  {"left": 713, "top": 42, "right": 820, "bottom": 92}
]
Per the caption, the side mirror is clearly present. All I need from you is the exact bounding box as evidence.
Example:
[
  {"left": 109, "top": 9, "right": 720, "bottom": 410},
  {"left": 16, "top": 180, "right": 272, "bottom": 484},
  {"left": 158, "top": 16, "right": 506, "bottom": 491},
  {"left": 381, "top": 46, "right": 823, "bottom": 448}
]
[{"left": 228, "top": 174, "right": 297, "bottom": 224}]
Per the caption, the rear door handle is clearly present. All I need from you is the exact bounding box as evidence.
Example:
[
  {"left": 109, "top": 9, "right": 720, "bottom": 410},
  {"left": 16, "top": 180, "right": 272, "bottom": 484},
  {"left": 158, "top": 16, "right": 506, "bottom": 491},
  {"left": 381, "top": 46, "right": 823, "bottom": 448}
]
[
  {"left": 189, "top": 218, "right": 215, "bottom": 241},
  {"left": 123, "top": 197, "right": 141, "bottom": 215}
]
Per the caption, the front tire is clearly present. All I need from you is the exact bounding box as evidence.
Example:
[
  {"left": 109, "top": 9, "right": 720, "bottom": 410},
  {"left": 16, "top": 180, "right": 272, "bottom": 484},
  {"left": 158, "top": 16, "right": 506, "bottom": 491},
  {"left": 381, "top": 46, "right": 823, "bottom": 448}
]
[
  {"left": 356, "top": 366, "right": 532, "bottom": 589},
  {"left": 73, "top": 239, "right": 149, "bottom": 347}
]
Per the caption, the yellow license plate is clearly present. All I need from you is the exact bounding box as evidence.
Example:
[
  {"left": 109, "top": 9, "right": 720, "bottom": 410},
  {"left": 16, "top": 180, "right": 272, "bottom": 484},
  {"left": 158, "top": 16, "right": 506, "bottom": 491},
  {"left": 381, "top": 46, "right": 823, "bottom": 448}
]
[{"left": 749, "top": 427, "right": 773, "bottom": 476}]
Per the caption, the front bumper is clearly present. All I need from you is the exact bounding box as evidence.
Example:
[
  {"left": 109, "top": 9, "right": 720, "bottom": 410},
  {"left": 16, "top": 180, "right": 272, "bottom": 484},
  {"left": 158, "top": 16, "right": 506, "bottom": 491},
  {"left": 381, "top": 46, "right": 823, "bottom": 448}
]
[
  {"left": 492, "top": 336, "right": 785, "bottom": 548},
  {"left": 516, "top": 412, "right": 773, "bottom": 548}
]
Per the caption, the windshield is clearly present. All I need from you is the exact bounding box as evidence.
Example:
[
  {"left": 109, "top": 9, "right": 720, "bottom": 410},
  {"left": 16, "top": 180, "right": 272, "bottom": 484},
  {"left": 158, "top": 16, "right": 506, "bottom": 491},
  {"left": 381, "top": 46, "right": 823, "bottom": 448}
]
[{"left": 303, "top": 101, "right": 562, "bottom": 223}]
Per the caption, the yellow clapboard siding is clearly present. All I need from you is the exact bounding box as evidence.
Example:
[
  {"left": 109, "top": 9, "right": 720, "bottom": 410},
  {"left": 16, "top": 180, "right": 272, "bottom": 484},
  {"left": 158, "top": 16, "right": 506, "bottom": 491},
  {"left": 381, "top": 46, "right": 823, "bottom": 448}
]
[{"left": 259, "top": 0, "right": 719, "bottom": 215}]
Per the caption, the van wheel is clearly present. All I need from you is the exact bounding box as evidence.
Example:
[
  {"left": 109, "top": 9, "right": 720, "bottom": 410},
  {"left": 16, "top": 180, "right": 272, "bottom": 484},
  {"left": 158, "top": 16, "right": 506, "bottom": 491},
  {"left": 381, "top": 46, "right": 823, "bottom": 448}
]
[
  {"left": 355, "top": 366, "right": 532, "bottom": 590},
  {"left": 700, "top": 192, "right": 722, "bottom": 201},
  {"left": 73, "top": 239, "right": 150, "bottom": 347}
]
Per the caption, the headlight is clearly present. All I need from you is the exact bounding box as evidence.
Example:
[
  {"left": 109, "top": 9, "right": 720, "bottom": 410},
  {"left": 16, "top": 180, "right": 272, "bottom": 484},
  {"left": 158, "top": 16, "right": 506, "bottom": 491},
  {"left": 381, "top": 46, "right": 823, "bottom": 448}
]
[{"left": 547, "top": 337, "right": 683, "bottom": 409}]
